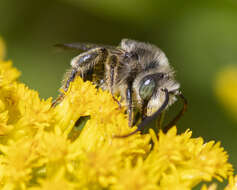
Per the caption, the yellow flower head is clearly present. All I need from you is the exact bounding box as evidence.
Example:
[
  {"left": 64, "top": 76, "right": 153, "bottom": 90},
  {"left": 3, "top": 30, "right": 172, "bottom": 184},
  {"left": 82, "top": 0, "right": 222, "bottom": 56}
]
[
  {"left": 28, "top": 169, "right": 74, "bottom": 190},
  {"left": 0, "top": 137, "right": 39, "bottom": 189},
  {"left": 0, "top": 38, "right": 235, "bottom": 190},
  {"left": 0, "top": 82, "right": 54, "bottom": 141},
  {"left": 225, "top": 175, "right": 237, "bottom": 190},
  {"left": 201, "top": 175, "right": 237, "bottom": 190}
]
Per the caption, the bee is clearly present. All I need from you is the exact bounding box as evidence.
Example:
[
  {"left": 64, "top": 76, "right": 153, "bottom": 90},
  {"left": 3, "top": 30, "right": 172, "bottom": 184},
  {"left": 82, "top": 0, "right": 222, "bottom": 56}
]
[{"left": 52, "top": 39, "right": 187, "bottom": 137}]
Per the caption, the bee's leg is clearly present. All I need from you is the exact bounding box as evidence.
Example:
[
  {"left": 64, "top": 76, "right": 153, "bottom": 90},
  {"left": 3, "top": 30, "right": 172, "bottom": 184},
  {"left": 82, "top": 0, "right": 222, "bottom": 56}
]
[
  {"left": 114, "top": 88, "right": 169, "bottom": 138},
  {"left": 52, "top": 48, "right": 108, "bottom": 107},
  {"left": 51, "top": 94, "right": 64, "bottom": 107},
  {"left": 63, "top": 68, "right": 78, "bottom": 92},
  {"left": 112, "top": 95, "right": 121, "bottom": 108},
  {"left": 156, "top": 111, "right": 166, "bottom": 130},
  {"left": 107, "top": 54, "right": 121, "bottom": 108},
  {"left": 163, "top": 92, "right": 187, "bottom": 133},
  {"left": 141, "top": 100, "right": 149, "bottom": 120},
  {"left": 51, "top": 68, "right": 78, "bottom": 107},
  {"left": 125, "top": 84, "right": 133, "bottom": 127}
]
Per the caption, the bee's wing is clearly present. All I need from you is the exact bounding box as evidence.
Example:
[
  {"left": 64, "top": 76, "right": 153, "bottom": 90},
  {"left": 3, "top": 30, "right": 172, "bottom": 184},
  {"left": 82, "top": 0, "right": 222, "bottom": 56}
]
[{"left": 54, "top": 42, "right": 117, "bottom": 52}]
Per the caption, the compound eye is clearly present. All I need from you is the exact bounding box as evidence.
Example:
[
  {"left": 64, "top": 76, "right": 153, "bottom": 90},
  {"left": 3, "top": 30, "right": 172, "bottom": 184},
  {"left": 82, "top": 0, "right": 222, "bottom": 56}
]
[{"left": 139, "top": 78, "right": 156, "bottom": 101}]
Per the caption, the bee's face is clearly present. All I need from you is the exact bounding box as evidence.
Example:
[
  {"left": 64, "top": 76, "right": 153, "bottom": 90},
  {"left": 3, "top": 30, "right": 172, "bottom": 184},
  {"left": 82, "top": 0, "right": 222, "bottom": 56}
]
[
  {"left": 133, "top": 72, "right": 179, "bottom": 116},
  {"left": 146, "top": 76, "right": 180, "bottom": 116},
  {"left": 127, "top": 41, "right": 180, "bottom": 116}
]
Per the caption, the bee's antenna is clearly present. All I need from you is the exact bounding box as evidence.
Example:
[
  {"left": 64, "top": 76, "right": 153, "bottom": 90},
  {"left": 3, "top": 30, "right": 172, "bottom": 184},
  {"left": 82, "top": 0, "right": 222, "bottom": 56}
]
[
  {"left": 163, "top": 92, "right": 187, "bottom": 133},
  {"left": 114, "top": 88, "right": 169, "bottom": 138}
]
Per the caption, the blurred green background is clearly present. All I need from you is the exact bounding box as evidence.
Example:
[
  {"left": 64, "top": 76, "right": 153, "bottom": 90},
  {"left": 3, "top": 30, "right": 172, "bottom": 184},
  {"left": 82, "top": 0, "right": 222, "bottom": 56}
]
[{"left": 1, "top": 0, "right": 237, "bottom": 171}]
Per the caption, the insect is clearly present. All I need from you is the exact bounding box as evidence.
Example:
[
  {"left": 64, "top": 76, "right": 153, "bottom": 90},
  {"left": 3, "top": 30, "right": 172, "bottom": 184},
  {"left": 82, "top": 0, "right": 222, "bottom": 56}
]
[{"left": 52, "top": 39, "right": 187, "bottom": 137}]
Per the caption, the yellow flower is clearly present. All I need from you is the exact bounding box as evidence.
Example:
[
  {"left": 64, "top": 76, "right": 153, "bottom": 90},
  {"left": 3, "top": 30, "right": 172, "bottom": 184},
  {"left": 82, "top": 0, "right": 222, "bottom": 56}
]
[
  {"left": 0, "top": 137, "right": 39, "bottom": 189},
  {"left": 225, "top": 175, "right": 237, "bottom": 190},
  {"left": 0, "top": 82, "right": 54, "bottom": 141},
  {"left": 215, "top": 66, "right": 237, "bottom": 120},
  {"left": 111, "top": 158, "right": 159, "bottom": 190},
  {"left": 141, "top": 128, "right": 232, "bottom": 189},
  {"left": 28, "top": 169, "right": 74, "bottom": 190},
  {"left": 0, "top": 60, "right": 20, "bottom": 88},
  {"left": 0, "top": 38, "right": 235, "bottom": 190},
  {"left": 201, "top": 184, "right": 217, "bottom": 190},
  {"left": 201, "top": 175, "right": 237, "bottom": 190}
]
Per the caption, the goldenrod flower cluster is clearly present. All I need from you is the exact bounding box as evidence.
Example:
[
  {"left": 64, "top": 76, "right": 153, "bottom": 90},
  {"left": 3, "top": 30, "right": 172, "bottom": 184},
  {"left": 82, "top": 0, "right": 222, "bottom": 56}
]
[
  {"left": 215, "top": 66, "right": 237, "bottom": 120},
  {"left": 202, "top": 175, "right": 237, "bottom": 190},
  {"left": 0, "top": 38, "right": 235, "bottom": 190}
]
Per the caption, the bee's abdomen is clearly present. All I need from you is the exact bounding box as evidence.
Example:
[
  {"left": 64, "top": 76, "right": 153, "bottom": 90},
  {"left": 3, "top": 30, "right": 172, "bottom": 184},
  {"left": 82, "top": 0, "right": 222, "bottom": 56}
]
[
  {"left": 92, "top": 48, "right": 109, "bottom": 85},
  {"left": 104, "top": 54, "right": 120, "bottom": 93}
]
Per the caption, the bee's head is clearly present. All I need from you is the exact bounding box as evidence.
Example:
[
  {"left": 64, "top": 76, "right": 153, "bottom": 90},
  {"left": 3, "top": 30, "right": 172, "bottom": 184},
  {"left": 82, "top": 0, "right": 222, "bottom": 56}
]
[
  {"left": 139, "top": 73, "right": 180, "bottom": 115},
  {"left": 124, "top": 41, "right": 180, "bottom": 116},
  {"left": 133, "top": 69, "right": 180, "bottom": 116}
]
